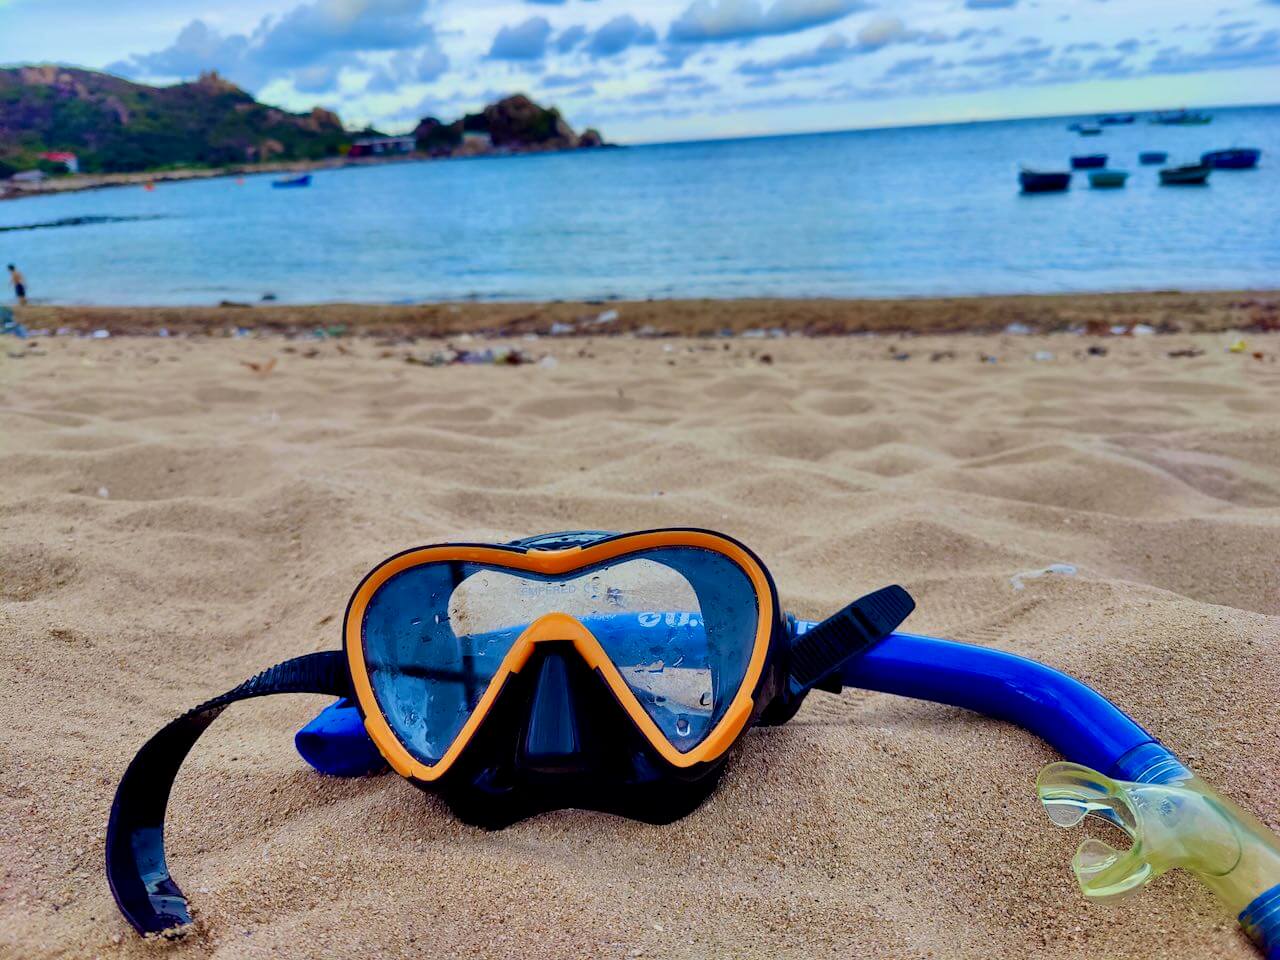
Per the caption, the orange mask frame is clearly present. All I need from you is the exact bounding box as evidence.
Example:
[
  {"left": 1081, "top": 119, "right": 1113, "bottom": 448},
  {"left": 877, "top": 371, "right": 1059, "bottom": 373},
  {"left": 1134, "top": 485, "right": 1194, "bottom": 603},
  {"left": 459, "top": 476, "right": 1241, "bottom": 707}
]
[{"left": 343, "top": 529, "right": 777, "bottom": 783}]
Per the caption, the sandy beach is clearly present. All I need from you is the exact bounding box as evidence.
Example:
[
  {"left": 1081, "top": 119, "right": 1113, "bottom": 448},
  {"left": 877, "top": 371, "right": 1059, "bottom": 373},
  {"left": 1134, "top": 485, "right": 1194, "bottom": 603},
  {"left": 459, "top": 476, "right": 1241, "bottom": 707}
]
[{"left": 2, "top": 325, "right": 1278, "bottom": 959}]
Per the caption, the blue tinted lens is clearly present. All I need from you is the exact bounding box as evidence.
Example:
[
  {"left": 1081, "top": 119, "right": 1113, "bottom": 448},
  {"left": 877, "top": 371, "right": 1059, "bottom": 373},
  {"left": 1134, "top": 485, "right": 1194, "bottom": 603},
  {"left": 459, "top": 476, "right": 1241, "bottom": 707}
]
[{"left": 361, "top": 546, "right": 761, "bottom": 764}]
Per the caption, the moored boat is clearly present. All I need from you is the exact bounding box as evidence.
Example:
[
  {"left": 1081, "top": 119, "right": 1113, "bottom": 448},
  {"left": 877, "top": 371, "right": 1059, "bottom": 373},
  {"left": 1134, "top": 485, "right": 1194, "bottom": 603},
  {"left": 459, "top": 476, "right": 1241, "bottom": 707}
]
[
  {"left": 1070, "top": 154, "right": 1107, "bottom": 169},
  {"left": 1159, "top": 163, "right": 1211, "bottom": 186},
  {"left": 1201, "top": 148, "right": 1261, "bottom": 170},
  {"left": 1151, "top": 109, "right": 1211, "bottom": 125},
  {"left": 1099, "top": 114, "right": 1136, "bottom": 125},
  {"left": 1139, "top": 150, "right": 1168, "bottom": 165},
  {"left": 1019, "top": 168, "right": 1072, "bottom": 193},
  {"left": 272, "top": 173, "right": 312, "bottom": 188},
  {"left": 1089, "top": 169, "right": 1129, "bottom": 189}
]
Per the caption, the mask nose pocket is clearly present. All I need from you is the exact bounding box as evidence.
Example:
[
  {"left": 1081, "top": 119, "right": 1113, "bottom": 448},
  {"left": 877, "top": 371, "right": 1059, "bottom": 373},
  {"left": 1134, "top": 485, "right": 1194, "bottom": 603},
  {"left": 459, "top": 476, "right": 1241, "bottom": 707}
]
[{"left": 521, "top": 650, "right": 586, "bottom": 769}]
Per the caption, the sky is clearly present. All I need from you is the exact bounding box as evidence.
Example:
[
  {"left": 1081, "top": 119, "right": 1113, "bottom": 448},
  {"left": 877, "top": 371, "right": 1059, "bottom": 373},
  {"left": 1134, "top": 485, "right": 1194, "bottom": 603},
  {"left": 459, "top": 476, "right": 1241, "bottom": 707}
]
[{"left": 1, "top": 0, "right": 1278, "bottom": 142}]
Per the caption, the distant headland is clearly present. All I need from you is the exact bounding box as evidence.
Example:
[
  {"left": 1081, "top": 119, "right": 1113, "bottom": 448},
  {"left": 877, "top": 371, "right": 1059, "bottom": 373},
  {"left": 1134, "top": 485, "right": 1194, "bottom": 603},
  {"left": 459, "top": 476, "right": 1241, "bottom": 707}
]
[{"left": 0, "top": 65, "right": 608, "bottom": 199}]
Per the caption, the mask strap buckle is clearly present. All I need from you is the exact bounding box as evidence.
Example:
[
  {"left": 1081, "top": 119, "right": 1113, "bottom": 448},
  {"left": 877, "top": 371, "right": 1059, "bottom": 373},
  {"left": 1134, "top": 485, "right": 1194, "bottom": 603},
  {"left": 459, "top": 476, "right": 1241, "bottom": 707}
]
[{"left": 788, "top": 585, "right": 914, "bottom": 698}]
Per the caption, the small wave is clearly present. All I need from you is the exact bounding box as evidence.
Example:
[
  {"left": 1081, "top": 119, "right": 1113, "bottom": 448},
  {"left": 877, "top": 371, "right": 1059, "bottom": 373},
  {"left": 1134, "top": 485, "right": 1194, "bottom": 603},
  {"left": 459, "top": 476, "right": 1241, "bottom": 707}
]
[{"left": 0, "top": 214, "right": 166, "bottom": 234}]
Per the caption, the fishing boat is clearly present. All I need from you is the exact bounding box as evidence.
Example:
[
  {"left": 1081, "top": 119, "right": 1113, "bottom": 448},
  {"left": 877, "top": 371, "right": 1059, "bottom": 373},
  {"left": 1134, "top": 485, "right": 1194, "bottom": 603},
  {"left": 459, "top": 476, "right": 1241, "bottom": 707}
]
[
  {"left": 1070, "top": 154, "right": 1107, "bottom": 169},
  {"left": 1068, "top": 122, "right": 1102, "bottom": 136},
  {"left": 1019, "top": 169, "right": 1072, "bottom": 193},
  {"left": 1089, "top": 169, "right": 1129, "bottom": 189},
  {"left": 1159, "top": 163, "right": 1211, "bottom": 186},
  {"left": 1139, "top": 150, "right": 1169, "bottom": 165},
  {"left": 1098, "top": 114, "right": 1136, "bottom": 125},
  {"left": 1151, "top": 109, "right": 1211, "bottom": 125},
  {"left": 1201, "top": 148, "right": 1261, "bottom": 169},
  {"left": 272, "top": 174, "right": 312, "bottom": 189}
]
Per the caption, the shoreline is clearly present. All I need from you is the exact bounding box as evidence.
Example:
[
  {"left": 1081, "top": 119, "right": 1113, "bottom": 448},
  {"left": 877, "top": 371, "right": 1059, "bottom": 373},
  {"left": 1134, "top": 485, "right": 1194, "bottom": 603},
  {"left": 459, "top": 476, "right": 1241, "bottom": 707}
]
[
  {"left": 9, "top": 289, "right": 1279, "bottom": 338},
  {"left": 0, "top": 143, "right": 614, "bottom": 202}
]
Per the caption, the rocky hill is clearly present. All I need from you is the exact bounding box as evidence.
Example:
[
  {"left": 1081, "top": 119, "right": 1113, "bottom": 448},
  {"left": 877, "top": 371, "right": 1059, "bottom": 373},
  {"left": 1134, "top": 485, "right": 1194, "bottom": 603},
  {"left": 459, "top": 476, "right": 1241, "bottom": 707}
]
[
  {"left": 413, "top": 94, "right": 607, "bottom": 157},
  {"left": 0, "top": 66, "right": 606, "bottom": 180},
  {"left": 0, "top": 66, "right": 351, "bottom": 175}
]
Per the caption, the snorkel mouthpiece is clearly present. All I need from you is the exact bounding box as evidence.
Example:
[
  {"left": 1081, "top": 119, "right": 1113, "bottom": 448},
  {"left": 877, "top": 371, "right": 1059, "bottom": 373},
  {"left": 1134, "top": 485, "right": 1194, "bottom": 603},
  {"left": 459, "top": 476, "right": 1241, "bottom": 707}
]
[{"left": 1038, "top": 760, "right": 1280, "bottom": 957}]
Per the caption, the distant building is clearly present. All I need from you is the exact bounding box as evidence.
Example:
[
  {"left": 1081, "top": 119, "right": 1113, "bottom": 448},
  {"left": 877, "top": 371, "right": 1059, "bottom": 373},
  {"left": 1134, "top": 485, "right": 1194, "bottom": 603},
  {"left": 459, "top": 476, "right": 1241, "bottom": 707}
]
[
  {"left": 347, "top": 136, "right": 416, "bottom": 158},
  {"left": 462, "top": 131, "right": 492, "bottom": 149},
  {"left": 39, "top": 151, "right": 80, "bottom": 173}
]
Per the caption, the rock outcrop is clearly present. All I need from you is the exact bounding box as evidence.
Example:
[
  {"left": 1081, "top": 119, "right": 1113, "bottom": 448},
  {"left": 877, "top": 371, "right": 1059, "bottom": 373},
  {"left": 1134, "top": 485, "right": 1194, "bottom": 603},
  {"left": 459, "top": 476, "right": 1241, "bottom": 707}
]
[{"left": 413, "top": 94, "right": 607, "bottom": 157}]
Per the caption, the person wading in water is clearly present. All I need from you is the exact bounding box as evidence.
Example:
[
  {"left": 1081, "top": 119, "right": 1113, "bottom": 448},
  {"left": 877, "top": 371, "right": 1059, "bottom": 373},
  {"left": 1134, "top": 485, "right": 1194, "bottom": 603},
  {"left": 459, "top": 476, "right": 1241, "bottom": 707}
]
[{"left": 8, "top": 264, "right": 27, "bottom": 305}]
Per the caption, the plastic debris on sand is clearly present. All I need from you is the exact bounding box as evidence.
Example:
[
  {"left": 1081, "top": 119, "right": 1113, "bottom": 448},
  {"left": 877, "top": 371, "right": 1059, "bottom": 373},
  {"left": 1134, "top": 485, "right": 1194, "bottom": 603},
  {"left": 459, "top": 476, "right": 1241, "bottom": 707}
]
[{"left": 1011, "top": 564, "right": 1078, "bottom": 591}]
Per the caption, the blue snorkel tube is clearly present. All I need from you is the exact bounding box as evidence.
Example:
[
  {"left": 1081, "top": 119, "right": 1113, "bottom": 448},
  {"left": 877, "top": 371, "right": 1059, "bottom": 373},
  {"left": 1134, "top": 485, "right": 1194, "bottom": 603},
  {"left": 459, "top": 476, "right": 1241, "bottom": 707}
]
[{"left": 298, "top": 616, "right": 1280, "bottom": 957}]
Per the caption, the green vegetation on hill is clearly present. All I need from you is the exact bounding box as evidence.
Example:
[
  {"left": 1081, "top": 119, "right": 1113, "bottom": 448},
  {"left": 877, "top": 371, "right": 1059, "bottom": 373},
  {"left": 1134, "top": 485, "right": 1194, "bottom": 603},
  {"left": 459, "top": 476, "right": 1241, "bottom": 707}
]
[
  {"left": 0, "top": 66, "right": 608, "bottom": 179},
  {"left": 0, "top": 65, "right": 352, "bottom": 174}
]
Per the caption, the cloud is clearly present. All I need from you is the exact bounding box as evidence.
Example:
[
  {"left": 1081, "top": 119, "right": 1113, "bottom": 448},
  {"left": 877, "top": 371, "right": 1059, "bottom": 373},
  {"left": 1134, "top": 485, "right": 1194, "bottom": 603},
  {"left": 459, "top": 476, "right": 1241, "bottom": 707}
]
[
  {"left": 735, "top": 17, "right": 952, "bottom": 75},
  {"left": 364, "top": 40, "right": 449, "bottom": 93},
  {"left": 488, "top": 16, "right": 553, "bottom": 59},
  {"left": 965, "top": 0, "right": 1017, "bottom": 8},
  {"left": 555, "top": 25, "right": 589, "bottom": 53},
  {"left": 588, "top": 15, "right": 658, "bottom": 57},
  {"left": 113, "top": 0, "right": 432, "bottom": 93},
  {"left": 1148, "top": 26, "right": 1280, "bottom": 73},
  {"left": 668, "top": 0, "right": 869, "bottom": 44},
  {"left": 113, "top": 19, "right": 253, "bottom": 81},
  {"left": 255, "top": 0, "right": 432, "bottom": 68}
]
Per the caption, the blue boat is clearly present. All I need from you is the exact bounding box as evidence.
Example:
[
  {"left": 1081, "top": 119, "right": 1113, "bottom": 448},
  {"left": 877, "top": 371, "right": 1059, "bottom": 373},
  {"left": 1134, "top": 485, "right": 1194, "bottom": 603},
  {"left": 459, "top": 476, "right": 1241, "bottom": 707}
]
[
  {"left": 1070, "top": 154, "right": 1107, "bottom": 169},
  {"left": 1139, "top": 150, "right": 1168, "bottom": 165},
  {"left": 1201, "top": 148, "right": 1261, "bottom": 170},
  {"left": 1098, "top": 114, "right": 1136, "bottom": 125},
  {"left": 1019, "top": 168, "right": 1072, "bottom": 193},
  {"left": 272, "top": 173, "right": 312, "bottom": 189}
]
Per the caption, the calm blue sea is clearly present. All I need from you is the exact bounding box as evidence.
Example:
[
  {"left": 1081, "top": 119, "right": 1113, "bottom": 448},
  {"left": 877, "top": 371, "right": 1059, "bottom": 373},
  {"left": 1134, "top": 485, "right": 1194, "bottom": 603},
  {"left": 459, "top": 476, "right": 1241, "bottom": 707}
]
[{"left": 2, "top": 105, "right": 1278, "bottom": 305}]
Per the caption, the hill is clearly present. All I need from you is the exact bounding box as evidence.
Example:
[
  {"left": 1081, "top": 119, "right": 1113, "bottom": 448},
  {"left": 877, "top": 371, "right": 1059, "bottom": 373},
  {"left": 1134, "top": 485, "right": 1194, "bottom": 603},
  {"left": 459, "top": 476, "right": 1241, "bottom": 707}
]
[
  {"left": 0, "top": 66, "right": 608, "bottom": 185},
  {"left": 0, "top": 65, "right": 351, "bottom": 175}
]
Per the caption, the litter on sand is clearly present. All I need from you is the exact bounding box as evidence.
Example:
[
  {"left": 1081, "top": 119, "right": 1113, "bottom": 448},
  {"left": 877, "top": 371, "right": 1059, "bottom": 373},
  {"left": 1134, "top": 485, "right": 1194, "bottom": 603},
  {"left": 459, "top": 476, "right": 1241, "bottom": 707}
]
[{"left": 1011, "top": 563, "right": 1078, "bottom": 591}]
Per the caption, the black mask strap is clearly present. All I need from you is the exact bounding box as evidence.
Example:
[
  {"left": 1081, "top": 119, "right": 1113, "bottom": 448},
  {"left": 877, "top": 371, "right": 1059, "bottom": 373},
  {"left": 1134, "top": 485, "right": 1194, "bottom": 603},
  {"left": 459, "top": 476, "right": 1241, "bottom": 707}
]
[
  {"left": 788, "top": 585, "right": 915, "bottom": 697},
  {"left": 106, "top": 651, "right": 354, "bottom": 937}
]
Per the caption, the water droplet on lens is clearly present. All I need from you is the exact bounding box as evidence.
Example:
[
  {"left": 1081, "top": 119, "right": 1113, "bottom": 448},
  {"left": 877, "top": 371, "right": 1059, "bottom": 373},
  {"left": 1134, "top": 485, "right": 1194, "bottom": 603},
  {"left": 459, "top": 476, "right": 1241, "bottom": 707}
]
[
  {"left": 410, "top": 617, "right": 421, "bottom": 627},
  {"left": 675, "top": 718, "right": 691, "bottom": 736}
]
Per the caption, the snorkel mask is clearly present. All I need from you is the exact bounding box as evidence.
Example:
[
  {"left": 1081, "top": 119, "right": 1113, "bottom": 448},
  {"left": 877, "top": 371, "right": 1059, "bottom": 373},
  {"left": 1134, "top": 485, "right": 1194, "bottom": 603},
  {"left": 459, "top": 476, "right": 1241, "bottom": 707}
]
[
  {"left": 106, "top": 528, "right": 1280, "bottom": 957},
  {"left": 107, "top": 529, "right": 914, "bottom": 934}
]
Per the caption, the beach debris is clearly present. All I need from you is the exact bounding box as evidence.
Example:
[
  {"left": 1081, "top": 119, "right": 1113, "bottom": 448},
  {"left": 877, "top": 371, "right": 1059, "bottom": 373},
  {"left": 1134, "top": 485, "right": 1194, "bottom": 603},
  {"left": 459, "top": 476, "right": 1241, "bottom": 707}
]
[
  {"left": 1131, "top": 323, "right": 1156, "bottom": 336},
  {"left": 1005, "top": 322, "right": 1033, "bottom": 336},
  {"left": 405, "top": 345, "right": 537, "bottom": 367},
  {"left": 97, "top": 486, "right": 110, "bottom": 499},
  {"left": 589, "top": 309, "right": 619, "bottom": 326},
  {"left": 1228, "top": 337, "right": 1248, "bottom": 353},
  {"left": 759, "top": 353, "right": 774, "bottom": 365},
  {"left": 1, "top": 307, "right": 27, "bottom": 339},
  {"left": 930, "top": 350, "right": 956, "bottom": 362},
  {"left": 313, "top": 325, "right": 348, "bottom": 339},
  {"left": 980, "top": 353, "right": 998, "bottom": 364},
  {"left": 1011, "top": 563, "right": 1077, "bottom": 591},
  {"left": 539, "top": 355, "right": 559, "bottom": 369},
  {"left": 1168, "top": 347, "right": 1205, "bottom": 358},
  {"left": 241, "top": 358, "right": 278, "bottom": 376},
  {"left": 549, "top": 321, "right": 576, "bottom": 335},
  {"left": 91, "top": 329, "right": 111, "bottom": 339},
  {"left": 890, "top": 351, "right": 911, "bottom": 361},
  {"left": 1087, "top": 345, "right": 1108, "bottom": 356},
  {"left": 1033, "top": 350, "right": 1055, "bottom": 361}
]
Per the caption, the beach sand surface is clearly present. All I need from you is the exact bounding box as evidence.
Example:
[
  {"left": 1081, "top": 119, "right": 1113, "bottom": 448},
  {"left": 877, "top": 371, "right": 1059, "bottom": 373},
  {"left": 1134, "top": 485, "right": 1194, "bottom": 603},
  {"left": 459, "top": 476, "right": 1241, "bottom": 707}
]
[{"left": 1, "top": 331, "right": 1277, "bottom": 959}]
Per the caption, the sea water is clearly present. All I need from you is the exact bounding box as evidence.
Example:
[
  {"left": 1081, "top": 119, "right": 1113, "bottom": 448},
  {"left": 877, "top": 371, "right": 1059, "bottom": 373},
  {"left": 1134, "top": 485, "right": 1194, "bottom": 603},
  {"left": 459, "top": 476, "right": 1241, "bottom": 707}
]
[{"left": 2, "top": 104, "right": 1277, "bottom": 305}]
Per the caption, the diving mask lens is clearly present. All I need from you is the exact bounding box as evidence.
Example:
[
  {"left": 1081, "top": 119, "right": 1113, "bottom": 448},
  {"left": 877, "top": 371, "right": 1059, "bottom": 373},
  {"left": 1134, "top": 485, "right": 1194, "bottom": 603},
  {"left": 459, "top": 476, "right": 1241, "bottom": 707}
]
[{"left": 360, "top": 545, "right": 762, "bottom": 766}]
